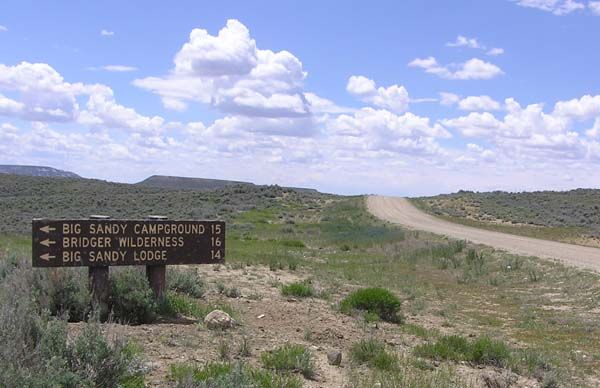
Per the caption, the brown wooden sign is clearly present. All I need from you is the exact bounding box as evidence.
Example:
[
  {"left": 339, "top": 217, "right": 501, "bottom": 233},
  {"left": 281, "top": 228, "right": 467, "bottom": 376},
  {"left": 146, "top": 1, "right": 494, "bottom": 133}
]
[{"left": 32, "top": 219, "right": 225, "bottom": 267}]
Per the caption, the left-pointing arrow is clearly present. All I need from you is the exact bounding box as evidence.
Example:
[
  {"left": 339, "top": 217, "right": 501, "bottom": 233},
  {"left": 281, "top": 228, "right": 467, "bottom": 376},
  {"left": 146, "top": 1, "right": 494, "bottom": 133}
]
[
  {"left": 40, "top": 226, "right": 56, "bottom": 233},
  {"left": 40, "top": 253, "right": 55, "bottom": 261},
  {"left": 40, "top": 239, "right": 55, "bottom": 247}
]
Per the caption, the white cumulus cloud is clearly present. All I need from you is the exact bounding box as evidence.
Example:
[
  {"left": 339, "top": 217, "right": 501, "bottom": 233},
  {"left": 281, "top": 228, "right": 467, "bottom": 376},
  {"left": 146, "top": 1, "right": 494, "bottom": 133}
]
[
  {"left": 0, "top": 62, "right": 166, "bottom": 134},
  {"left": 134, "top": 19, "right": 310, "bottom": 118},
  {"left": 512, "top": 0, "right": 586, "bottom": 15},
  {"left": 487, "top": 48, "right": 505, "bottom": 56},
  {"left": 446, "top": 35, "right": 482, "bottom": 49},
  {"left": 446, "top": 35, "right": 504, "bottom": 56},
  {"left": 346, "top": 75, "right": 410, "bottom": 113},
  {"left": 408, "top": 57, "right": 503, "bottom": 80},
  {"left": 100, "top": 29, "right": 114, "bottom": 36},
  {"left": 458, "top": 95, "right": 502, "bottom": 111},
  {"left": 442, "top": 112, "right": 502, "bottom": 137},
  {"left": 439, "top": 92, "right": 461, "bottom": 106},
  {"left": 326, "top": 107, "right": 451, "bottom": 158}
]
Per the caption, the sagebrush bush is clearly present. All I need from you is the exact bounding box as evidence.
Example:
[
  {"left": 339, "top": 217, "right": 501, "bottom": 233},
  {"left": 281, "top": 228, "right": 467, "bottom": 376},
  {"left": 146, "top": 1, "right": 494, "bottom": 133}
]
[
  {"left": 281, "top": 282, "right": 314, "bottom": 298},
  {"left": 350, "top": 339, "right": 397, "bottom": 370},
  {"left": 0, "top": 253, "right": 144, "bottom": 387},
  {"left": 46, "top": 268, "right": 90, "bottom": 321},
  {"left": 167, "top": 268, "right": 205, "bottom": 298},
  {"left": 261, "top": 344, "right": 315, "bottom": 379},
  {"left": 340, "top": 287, "right": 402, "bottom": 323},
  {"left": 110, "top": 269, "right": 156, "bottom": 324}
]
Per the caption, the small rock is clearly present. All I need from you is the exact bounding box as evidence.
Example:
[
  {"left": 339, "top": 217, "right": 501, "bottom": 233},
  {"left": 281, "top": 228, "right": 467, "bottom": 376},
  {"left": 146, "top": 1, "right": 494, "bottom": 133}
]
[
  {"left": 204, "top": 310, "right": 235, "bottom": 330},
  {"left": 327, "top": 350, "right": 342, "bottom": 366},
  {"left": 374, "top": 383, "right": 382, "bottom": 388},
  {"left": 481, "top": 372, "right": 503, "bottom": 388},
  {"left": 257, "top": 314, "right": 265, "bottom": 319},
  {"left": 287, "top": 297, "right": 297, "bottom": 302}
]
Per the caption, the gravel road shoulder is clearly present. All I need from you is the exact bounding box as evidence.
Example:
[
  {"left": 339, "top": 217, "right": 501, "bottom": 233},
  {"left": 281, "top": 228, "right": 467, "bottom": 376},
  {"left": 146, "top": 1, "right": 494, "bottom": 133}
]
[{"left": 367, "top": 196, "right": 600, "bottom": 272}]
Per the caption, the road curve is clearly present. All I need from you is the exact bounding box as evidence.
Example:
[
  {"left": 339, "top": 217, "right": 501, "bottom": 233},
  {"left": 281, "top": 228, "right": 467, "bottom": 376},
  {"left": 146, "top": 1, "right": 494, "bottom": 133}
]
[{"left": 367, "top": 196, "right": 600, "bottom": 272}]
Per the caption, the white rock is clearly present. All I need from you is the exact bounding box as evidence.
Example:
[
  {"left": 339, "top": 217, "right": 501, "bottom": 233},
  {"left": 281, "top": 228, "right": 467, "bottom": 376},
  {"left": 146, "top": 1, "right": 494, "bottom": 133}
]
[{"left": 204, "top": 309, "right": 235, "bottom": 330}]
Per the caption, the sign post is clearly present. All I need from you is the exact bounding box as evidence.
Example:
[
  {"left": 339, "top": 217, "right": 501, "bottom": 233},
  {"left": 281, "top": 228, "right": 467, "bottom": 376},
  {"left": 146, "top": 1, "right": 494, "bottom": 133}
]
[
  {"left": 145, "top": 215, "right": 168, "bottom": 300},
  {"left": 32, "top": 217, "right": 225, "bottom": 312},
  {"left": 88, "top": 215, "right": 111, "bottom": 318}
]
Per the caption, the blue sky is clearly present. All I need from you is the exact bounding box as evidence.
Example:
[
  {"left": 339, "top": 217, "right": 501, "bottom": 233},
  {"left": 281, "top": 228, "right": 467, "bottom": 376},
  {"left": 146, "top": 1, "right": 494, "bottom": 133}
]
[{"left": 1, "top": 0, "right": 600, "bottom": 195}]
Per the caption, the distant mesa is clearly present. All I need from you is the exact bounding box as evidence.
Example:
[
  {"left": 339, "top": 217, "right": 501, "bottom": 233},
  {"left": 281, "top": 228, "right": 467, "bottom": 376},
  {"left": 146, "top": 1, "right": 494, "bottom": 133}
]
[
  {"left": 0, "top": 165, "right": 80, "bottom": 178},
  {"left": 0, "top": 166, "right": 318, "bottom": 193},
  {"left": 136, "top": 175, "right": 255, "bottom": 191},
  {"left": 136, "top": 175, "right": 318, "bottom": 193}
]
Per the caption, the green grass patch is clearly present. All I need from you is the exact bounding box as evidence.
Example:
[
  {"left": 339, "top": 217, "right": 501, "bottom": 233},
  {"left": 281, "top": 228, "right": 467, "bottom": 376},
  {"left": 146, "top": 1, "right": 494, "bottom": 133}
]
[
  {"left": 340, "top": 287, "right": 402, "bottom": 323},
  {"left": 158, "top": 292, "right": 237, "bottom": 323},
  {"left": 279, "top": 239, "right": 306, "bottom": 248},
  {"left": 414, "top": 335, "right": 511, "bottom": 367},
  {"left": 261, "top": 344, "right": 315, "bottom": 379},
  {"left": 350, "top": 339, "right": 398, "bottom": 370},
  {"left": 402, "top": 323, "right": 436, "bottom": 339},
  {"left": 281, "top": 281, "right": 314, "bottom": 298},
  {"left": 169, "top": 362, "right": 302, "bottom": 388}
]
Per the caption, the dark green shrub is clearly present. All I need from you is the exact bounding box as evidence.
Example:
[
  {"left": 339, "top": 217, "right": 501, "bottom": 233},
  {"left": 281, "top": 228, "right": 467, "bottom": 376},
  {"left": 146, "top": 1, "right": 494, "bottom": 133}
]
[
  {"left": 281, "top": 282, "right": 314, "bottom": 298},
  {"left": 280, "top": 239, "right": 306, "bottom": 248},
  {"left": 350, "top": 339, "right": 397, "bottom": 370},
  {"left": 340, "top": 287, "right": 402, "bottom": 323},
  {"left": 110, "top": 269, "right": 156, "bottom": 324},
  {"left": 167, "top": 268, "right": 205, "bottom": 298},
  {"left": 261, "top": 344, "right": 315, "bottom": 379}
]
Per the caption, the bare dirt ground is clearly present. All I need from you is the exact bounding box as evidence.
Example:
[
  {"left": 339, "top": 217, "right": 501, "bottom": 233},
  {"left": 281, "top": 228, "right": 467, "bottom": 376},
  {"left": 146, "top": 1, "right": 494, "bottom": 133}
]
[
  {"left": 367, "top": 196, "right": 600, "bottom": 272},
  {"left": 74, "top": 264, "right": 539, "bottom": 387}
]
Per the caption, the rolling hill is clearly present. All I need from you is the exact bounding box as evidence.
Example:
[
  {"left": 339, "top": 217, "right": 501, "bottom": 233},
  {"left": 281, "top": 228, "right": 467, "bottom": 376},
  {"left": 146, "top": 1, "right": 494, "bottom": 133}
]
[
  {"left": 136, "top": 175, "right": 254, "bottom": 190},
  {"left": 0, "top": 165, "right": 80, "bottom": 178}
]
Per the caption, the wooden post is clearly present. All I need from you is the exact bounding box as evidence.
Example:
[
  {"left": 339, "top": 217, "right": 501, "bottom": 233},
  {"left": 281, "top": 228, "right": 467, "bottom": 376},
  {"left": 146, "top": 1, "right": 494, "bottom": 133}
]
[
  {"left": 146, "top": 215, "right": 167, "bottom": 300},
  {"left": 89, "top": 215, "right": 110, "bottom": 319}
]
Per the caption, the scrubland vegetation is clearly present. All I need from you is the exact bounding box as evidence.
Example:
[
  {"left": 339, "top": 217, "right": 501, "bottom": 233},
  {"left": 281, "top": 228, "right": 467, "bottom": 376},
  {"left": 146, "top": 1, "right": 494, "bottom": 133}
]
[
  {"left": 0, "top": 174, "right": 599, "bottom": 386},
  {"left": 413, "top": 189, "right": 600, "bottom": 246}
]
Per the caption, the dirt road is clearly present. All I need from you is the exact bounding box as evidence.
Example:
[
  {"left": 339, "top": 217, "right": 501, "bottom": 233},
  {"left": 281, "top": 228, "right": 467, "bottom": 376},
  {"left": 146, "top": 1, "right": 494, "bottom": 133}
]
[{"left": 367, "top": 196, "right": 600, "bottom": 272}]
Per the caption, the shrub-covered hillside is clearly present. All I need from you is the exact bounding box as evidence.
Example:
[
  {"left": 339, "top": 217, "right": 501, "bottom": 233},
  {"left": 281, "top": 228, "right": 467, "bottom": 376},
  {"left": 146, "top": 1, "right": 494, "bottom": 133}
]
[
  {"left": 413, "top": 189, "right": 600, "bottom": 244},
  {"left": 0, "top": 174, "right": 329, "bottom": 234}
]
